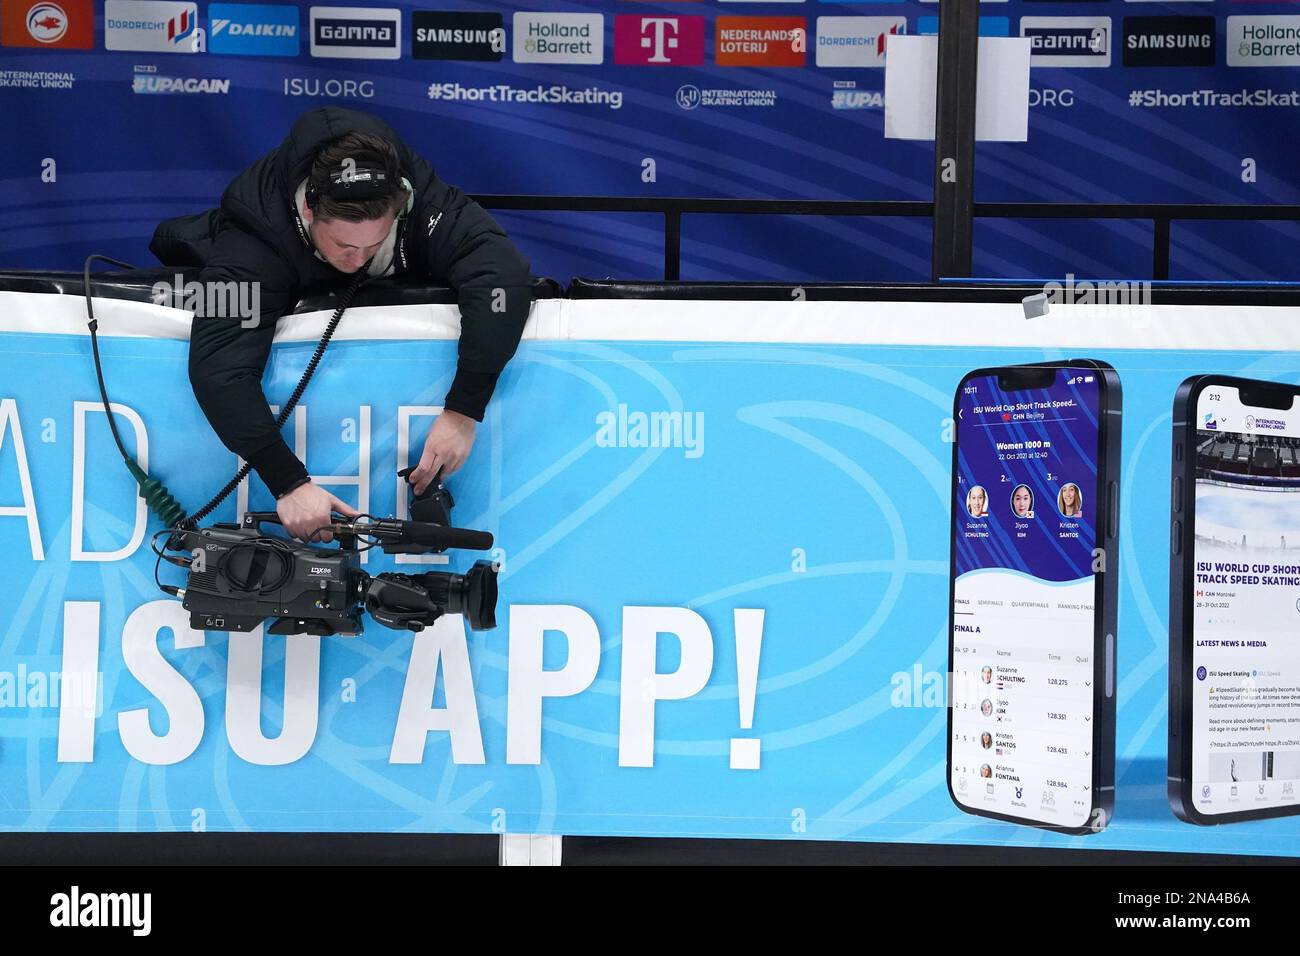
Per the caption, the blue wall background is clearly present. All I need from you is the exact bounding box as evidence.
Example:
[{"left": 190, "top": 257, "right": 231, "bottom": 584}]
[{"left": 2, "top": 0, "right": 1299, "bottom": 283}]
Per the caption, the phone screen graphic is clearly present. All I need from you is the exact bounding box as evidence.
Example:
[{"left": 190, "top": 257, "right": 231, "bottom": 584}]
[
  {"left": 951, "top": 367, "right": 1101, "bottom": 828},
  {"left": 1190, "top": 385, "right": 1300, "bottom": 816}
]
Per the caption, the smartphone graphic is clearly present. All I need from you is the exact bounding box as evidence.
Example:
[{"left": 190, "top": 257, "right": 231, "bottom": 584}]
[
  {"left": 948, "top": 361, "right": 1121, "bottom": 833},
  {"left": 1169, "top": 375, "right": 1300, "bottom": 824}
]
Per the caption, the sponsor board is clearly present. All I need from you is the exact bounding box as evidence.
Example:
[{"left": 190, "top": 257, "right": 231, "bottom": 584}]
[
  {"left": 309, "top": 5, "right": 400, "bottom": 59},
  {"left": 1021, "top": 16, "right": 1111, "bottom": 68},
  {"left": 1123, "top": 16, "right": 1214, "bottom": 67},
  {"left": 413, "top": 11, "right": 504, "bottom": 61},
  {"left": 815, "top": 16, "right": 905, "bottom": 68},
  {"left": 512, "top": 12, "right": 603, "bottom": 64},
  {"left": 1228, "top": 16, "right": 1300, "bottom": 67},
  {"left": 715, "top": 16, "right": 805, "bottom": 67},
  {"left": 105, "top": 0, "right": 203, "bottom": 53},
  {"left": 614, "top": 15, "right": 706, "bottom": 66},
  {"left": 209, "top": 2, "right": 298, "bottom": 56},
  {"left": 1, "top": 0, "right": 93, "bottom": 48}
]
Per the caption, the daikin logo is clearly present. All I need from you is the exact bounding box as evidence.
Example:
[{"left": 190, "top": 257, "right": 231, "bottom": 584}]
[
  {"left": 595, "top": 405, "right": 705, "bottom": 458},
  {"left": 209, "top": 3, "right": 299, "bottom": 55}
]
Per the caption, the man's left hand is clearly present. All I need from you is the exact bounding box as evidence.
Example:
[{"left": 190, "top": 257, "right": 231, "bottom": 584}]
[{"left": 410, "top": 409, "right": 477, "bottom": 494}]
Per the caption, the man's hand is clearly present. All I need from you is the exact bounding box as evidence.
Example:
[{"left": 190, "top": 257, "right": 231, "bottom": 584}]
[
  {"left": 409, "top": 410, "right": 477, "bottom": 495},
  {"left": 275, "top": 482, "right": 360, "bottom": 542}
]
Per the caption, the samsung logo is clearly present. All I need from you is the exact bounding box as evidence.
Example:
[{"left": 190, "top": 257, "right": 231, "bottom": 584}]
[
  {"left": 1126, "top": 33, "right": 1210, "bottom": 49},
  {"left": 1122, "top": 16, "right": 1215, "bottom": 67},
  {"left": 416, "top": 27, "right": 491, "bottom": 43}
]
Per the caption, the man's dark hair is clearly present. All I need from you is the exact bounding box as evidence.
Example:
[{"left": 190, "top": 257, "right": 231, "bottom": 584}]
[{"left": 308, "top": 131, "right": 409, "bottom": 222}]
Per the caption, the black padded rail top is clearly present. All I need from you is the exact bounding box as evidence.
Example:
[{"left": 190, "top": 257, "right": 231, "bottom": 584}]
[
  {"left": 0, "top": 269, "right": 562, "bottom": 313},
  {"left": 568, "top": 277, "right": 1300, "bottom": 307}
]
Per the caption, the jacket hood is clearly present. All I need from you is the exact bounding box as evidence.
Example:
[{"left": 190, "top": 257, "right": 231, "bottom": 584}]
[{"left": 276, "top": 107, "right": 408, "bottom": 195}]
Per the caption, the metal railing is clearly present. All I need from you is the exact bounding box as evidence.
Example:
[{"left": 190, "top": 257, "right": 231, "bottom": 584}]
[{"left": 473, "top": 195, "right": 1300, "bottom": 282}]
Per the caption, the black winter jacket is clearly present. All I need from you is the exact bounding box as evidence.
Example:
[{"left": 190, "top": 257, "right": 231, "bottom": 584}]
[{"left": 150, "top": 107, "right": 533, "bottom": 497}]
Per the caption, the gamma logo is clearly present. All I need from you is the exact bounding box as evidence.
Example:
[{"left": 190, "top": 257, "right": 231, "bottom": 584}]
[
  {"left": 105, "top": 0, "right": 204, "bottom": 53},
  {"left": 1123, "top": 16, "right": 1214, "bottom": 67},
  {"left": 1020, "top": 17, "right": 1111, "bottom": 67},
  {"left": 209, "top": 2, "right": 298, "bottom": 56},
  {"left": 310, "top": 5, "right": 400, "bottom": 59}
]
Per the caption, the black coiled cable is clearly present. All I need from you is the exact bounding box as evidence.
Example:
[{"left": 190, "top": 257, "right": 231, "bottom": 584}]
[{"left": 179, "top": 266, "right": 369, "bottom": 528}]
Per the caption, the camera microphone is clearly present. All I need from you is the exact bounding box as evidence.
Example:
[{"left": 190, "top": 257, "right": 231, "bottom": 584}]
[{"left": 404, "top": 521, "right": 493, "bottom": 552}]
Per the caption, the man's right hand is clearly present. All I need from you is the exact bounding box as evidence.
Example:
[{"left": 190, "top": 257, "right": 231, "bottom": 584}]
[{"left": 275, "top": 481, "right": 360, "bottom": 542}]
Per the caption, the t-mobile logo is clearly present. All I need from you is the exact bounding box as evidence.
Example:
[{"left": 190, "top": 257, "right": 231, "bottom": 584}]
[
  {"left": 641, "top": 17, "right": 678, "bottom": 62},
  {"left": 615, "top": 14, "right": 704, "bottom": 65}
]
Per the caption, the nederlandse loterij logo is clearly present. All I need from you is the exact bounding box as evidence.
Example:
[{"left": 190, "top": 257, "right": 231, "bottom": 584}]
[
  {"left": 310, "top": 5, "right": 400, "bottom": 59},
  {"left": 1020, "top": 17, "right": 1112, "bottom": 67},
  {"left": 209, "top": 2, "right": 298, "bottom": 56},
  {"left": 512, "top": 12, "right": 603, "bottom": 64},
  {"left": 413, "top": 11, "right": 504, "bottom": 61},
  {"left": 105, "top": 0, "right": 203, "bottom": 52},
  {"left": 815, "top": 16, "right": 905, "bottom": 68},
  {"left": 614, "top": 15, "right": 706, "bottom": 65},
  {"left": 1228, "top": 16, "right": 1300, "bottom": 66},
  {"left": 715, "top": 16, "right": 806, "bottom": 67}
]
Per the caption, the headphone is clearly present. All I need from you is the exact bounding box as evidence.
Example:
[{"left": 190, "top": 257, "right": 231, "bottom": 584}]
[{"left": 305, "top": 162, "right": 414, "bottom": 215}]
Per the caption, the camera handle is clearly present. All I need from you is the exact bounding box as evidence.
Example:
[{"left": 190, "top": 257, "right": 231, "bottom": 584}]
[{"left": 240, "top": 510, "right": 361, "bottom": 551}]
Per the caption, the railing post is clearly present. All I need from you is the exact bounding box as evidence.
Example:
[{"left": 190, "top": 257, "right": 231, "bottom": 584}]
[
  {"left": 664, "top": 210, "right": 682, "bottom": 281},
  {"left": 931, "top": 0, "right": 981, "bottom": 282},
  {"left": 1152, "top": 218, "right": 1171, "bottom": 281}
]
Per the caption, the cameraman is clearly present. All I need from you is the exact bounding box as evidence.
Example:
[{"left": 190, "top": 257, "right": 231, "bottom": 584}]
[{"left": 151, "top": 107, "right": 532, "bottom": 540}]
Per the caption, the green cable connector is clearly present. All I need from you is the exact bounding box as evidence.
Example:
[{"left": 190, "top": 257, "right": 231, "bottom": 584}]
[{"left": 125, "top": 458, "right": 187, "bottom": 529}]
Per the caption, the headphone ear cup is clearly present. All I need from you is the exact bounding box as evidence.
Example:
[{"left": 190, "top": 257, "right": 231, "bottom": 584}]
[
  {"left": 305, "top": 183, "right": 318, "bottom": 209},
  {"left": 401, "top": 177, "right": 414, "bottom": 214}
]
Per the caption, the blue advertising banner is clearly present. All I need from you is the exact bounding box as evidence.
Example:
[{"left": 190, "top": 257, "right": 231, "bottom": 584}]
[
  {"left": 1, "top": 1, "right": 1298, "bottom": 282},
  {"left": 1, "top": 291, "right": 1300, "bottom": 855}
]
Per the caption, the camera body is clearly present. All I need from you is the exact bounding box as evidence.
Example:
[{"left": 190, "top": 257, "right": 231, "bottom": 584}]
[
  {"left": 167, "top": 504, "right": 497, "bottom": 637},
  {"left": 178, "top": 522, "right": 366, "bottom": 635}
]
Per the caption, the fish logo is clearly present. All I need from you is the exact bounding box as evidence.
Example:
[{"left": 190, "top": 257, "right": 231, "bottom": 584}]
[{"left": 26, "top": 2, "right": 68, "bottom": 42}]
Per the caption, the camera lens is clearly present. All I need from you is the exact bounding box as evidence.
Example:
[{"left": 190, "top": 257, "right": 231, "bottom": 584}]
[
  {"left": 450, "top": 560, "right": 498, "bottom": 631},
  {"left": 421, "top": 561, "right": 498, "bottom": 631}
]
